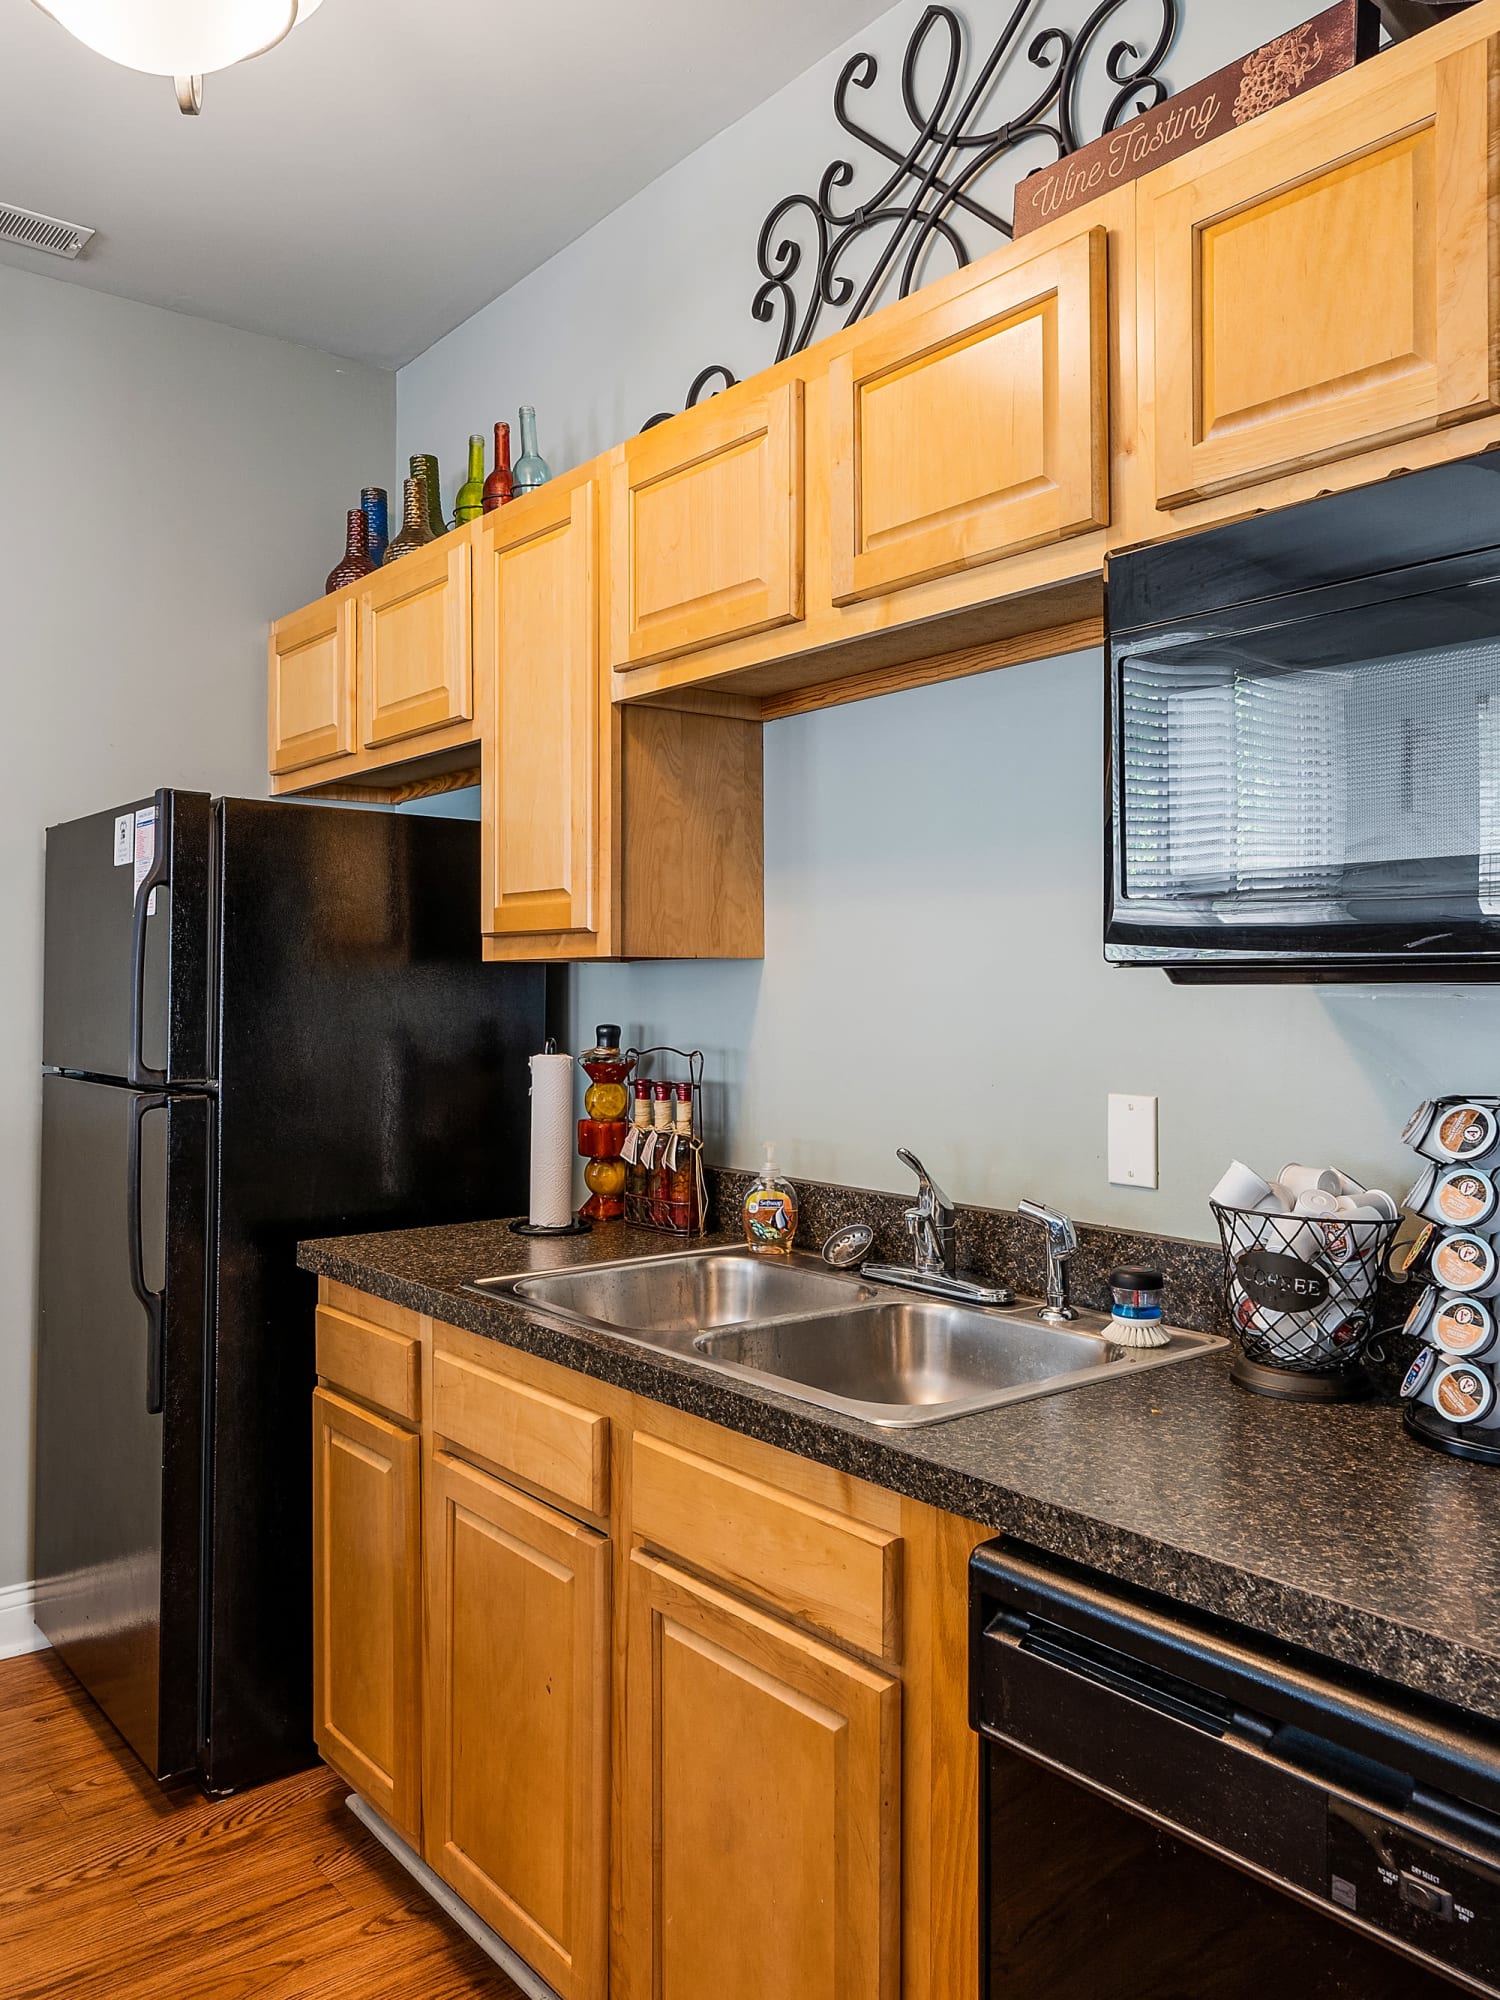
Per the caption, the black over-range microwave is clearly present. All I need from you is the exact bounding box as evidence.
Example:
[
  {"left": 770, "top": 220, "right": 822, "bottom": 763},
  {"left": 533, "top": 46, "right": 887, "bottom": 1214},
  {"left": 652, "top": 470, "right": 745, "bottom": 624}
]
[{"left": 1106, "top": 450, "right": 1500, "bottom": 982}]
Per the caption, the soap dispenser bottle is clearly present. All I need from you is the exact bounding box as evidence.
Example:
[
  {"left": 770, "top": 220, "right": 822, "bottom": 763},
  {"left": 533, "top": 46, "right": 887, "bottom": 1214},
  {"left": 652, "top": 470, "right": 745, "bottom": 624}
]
[{"left": 743, "top": 1145, "right": 799, "bottom": 1256}]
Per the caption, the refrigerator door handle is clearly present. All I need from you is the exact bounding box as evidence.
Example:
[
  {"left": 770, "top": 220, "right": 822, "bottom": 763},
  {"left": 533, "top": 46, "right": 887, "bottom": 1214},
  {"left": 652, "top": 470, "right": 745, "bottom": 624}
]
[
  {"left": 127, "top": 1092, "right": 169, "bottom": 1414},
  {"left": 128, "top": 788, "right": 173, "bottom": 1090}
]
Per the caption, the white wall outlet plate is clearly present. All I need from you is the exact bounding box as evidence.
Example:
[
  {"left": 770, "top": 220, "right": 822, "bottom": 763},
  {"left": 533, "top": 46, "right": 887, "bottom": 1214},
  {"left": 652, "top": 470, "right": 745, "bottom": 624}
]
[{"left": 1108, "top": 1094, "right": 1159, "bottom": 1189}]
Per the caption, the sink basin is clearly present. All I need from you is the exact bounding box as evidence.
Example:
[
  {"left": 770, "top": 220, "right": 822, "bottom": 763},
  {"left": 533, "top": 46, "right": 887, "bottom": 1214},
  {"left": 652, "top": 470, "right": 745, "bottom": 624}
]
[
  {"left": 468, "top": 1246, "right": 873, "bottom": 1338},
  {"left": 694, "top": 1300, "right": 1133, "bottom": 1424},
  {"left": 466, "top": 1246, "right": 1224, "bottom": 1427}
]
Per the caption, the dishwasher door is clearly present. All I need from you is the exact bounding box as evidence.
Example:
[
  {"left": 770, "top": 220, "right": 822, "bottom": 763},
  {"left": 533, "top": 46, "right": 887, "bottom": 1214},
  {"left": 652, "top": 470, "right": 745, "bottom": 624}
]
[{"left": 971, "top": 1541, "right": 1500, "bottom": 2000}]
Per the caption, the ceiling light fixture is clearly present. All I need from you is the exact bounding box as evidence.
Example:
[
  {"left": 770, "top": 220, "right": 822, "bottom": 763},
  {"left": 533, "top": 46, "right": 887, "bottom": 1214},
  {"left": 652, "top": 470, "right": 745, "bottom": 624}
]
[{"left": 31, "top": 0, "right": 325, "bottom": 115}]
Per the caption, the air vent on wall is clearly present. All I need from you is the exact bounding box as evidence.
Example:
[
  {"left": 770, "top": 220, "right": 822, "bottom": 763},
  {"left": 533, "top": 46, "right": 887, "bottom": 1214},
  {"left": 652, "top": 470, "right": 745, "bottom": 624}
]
[{"left": 0, "top": 202, "right": 94, "bottom": 259}]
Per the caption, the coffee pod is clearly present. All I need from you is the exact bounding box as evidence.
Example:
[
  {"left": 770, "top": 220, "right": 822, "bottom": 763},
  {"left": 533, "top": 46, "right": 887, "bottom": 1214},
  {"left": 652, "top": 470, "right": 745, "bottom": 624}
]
[
  {"left": 1433, "top": 1167, "right": 1499, "bottom": 1230},
  {"left": 1402, "top": 1287, "right": 1437, "bottom": 1342},
  {"left": 1360, "top": 1189, "right": 1399, "bottom": 1223},
  {"left": 1292, "top": 1189, "right": 1339, "bottom": 1218},
  {"left": 1401, "top": 1347, "right": 1436, "bottom": 1400},
  {"left": 1210, "top": 1160, "right": 1280, "bottom": 1211},
  {"left": 1430, "top": 1103, "right": 1500, "bottom": 1166},
  {"left": 1431, "top": 1230, "right": 1500, "bottom": 1295},
  {"left": 1404, "top": 1162, "right": 1440, "bottom": 1219},
  {"left": 1402, "top": 1100, "right": 1437, "bottom": 1150},
  {"left": 1278, "top": 1163, "right": 1342, "bottom": 1201},
  {"left": 1431, "top": 1359, "right": 1500, "bottom": 1427},
  {"left": 1390, "top": 1212, "right": 1438, "bottom": 1283},
  {"left": 1259, "top": 1213, "right": 1323, "bottom": 1262},
  {"left": 1230, "top": 1285, "right": 1286, "bottom": 1337},
  {"left": 1432, "top": 1294, "right": 1497, "bottom": 1360}
]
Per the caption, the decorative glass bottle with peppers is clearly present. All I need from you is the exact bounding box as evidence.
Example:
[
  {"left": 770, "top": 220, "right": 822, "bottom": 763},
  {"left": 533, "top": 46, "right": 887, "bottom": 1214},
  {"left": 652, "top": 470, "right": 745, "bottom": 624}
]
[
  {"left": 577, "top": 1025, "right": 633, "bottom": 1222},
  {"left": 620, "top": 1046, "right": 706, "bottom": 1236}
]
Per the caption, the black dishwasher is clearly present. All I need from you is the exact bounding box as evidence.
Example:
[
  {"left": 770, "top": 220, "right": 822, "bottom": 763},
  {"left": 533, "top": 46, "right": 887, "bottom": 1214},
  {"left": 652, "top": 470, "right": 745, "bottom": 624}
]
[{"left": 971, "top": 1541, "right": 1500, "bottom": 1998}]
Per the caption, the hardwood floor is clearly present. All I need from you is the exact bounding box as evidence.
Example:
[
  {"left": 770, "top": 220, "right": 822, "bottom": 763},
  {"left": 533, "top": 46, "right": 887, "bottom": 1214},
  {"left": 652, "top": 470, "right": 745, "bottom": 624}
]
[{"left": 0, "top": 1651, "right": 523, "bottom": 1998}]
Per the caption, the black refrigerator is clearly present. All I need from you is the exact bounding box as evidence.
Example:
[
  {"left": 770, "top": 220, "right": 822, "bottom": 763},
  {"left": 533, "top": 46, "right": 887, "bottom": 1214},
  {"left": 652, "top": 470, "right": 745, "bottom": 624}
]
[{"left": 35, "top": 789, "right": 548, "bottom": 1795}]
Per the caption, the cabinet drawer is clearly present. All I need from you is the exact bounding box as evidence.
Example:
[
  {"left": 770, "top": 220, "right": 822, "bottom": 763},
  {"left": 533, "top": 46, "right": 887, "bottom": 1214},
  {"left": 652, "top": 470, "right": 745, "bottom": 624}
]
[
  {"left": 432, "top": 1345, "right": 609, "bottom": 1518},
  {"left": 629, "top": 1434, "right": 900, "bottom": 1658},
  {"left": 315, "top": 1305, "right": 420, "bottom": 1424}
]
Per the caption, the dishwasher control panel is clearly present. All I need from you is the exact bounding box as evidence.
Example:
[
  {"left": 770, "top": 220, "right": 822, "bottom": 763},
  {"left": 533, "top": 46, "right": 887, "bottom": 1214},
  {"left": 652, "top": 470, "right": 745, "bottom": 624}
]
[{"left": 1329, "top": 1800, "right": 1500, "bottom": 1991}]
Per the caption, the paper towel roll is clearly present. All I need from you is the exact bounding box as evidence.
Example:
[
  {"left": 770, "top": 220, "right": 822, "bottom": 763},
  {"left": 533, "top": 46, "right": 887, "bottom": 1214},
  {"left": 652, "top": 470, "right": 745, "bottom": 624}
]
[{"left": 529, "top": 1052, "right": 576, "bottom": 1229}]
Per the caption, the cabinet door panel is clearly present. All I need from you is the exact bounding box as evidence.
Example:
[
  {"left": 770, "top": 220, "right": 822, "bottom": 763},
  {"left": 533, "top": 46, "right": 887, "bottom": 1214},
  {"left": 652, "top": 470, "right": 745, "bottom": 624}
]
[
  {"left": 623, "top": 1550, "right": 900, "bottom": 2000},
  {"left": 611, "top": 381, "right": 804, "bottom": 669},
  {"left": 268, "top": 594, "right": 356, "bottom": 774},
  {"left": 1149, "top": 40, "right": 1499, "bottom": 506},
  {"left": 426, "top": 1451, "right": 609, "bottom": 2000},
  {"left": 829, "top": 227, "right": 1108, "bottom": 605},
  {"left": 311, "top": 1389, "right": 421, "bottom": 1843},
  {"left": 358, "top": 536, "right": 473, "bottom": 747},
  {"left": 477, "top": 483, "right": 599, "bottom": 942}
]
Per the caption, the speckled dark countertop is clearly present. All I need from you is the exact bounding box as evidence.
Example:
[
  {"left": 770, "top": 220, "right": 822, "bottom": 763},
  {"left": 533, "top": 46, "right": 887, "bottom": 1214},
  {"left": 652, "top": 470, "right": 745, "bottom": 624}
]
[{"left": 299, "top": 1206, "right": 1500, "bottom": 1728}]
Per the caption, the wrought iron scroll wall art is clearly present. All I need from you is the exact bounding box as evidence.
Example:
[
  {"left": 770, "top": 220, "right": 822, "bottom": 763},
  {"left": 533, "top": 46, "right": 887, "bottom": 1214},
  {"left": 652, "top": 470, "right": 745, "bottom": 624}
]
[{"left": 644, "top": 0, "right": 1177, "bottom": 429}]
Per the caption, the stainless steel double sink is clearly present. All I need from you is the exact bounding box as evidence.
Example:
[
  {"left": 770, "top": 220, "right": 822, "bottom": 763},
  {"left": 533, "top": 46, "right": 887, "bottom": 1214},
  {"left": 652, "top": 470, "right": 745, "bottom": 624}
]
[{"left": 465, "top": 1245, "right": 1222, "bottom": 1429}]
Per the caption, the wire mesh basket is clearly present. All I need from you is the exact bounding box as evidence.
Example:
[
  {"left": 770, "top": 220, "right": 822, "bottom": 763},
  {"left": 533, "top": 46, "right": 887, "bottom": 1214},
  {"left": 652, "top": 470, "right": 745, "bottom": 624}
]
[{"left": 1211, "top": 1201, "right": 1399, "bottom": 1400}]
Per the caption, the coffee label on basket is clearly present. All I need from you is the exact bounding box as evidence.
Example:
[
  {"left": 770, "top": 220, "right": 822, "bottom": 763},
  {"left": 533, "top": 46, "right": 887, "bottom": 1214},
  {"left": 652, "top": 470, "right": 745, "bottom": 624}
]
[{"left": 1234, "top": 1248, "right": 1330, "bottom": 1313}]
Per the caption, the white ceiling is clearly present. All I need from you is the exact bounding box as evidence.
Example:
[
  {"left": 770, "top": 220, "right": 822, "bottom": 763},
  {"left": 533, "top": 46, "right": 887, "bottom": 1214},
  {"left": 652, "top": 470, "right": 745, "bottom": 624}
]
[{"left": 0, "top": 0, "right": 889, "bottom": 368}]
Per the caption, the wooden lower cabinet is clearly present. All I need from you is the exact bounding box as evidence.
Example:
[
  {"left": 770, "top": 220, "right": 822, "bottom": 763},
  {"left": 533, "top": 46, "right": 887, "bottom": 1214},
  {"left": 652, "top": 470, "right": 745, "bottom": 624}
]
[
  {"left": 622, "top": 1549, "right": 902, "bottom": 2000},
  {"left": 312, "top": 1285, "right": 981, "bottom": 2000},
  {"left": 425, "top": 1449, "right": 611, "bottom": 2000},
  {"left": 311, "top": 1387, "right": 422, "bottom": 1844}
]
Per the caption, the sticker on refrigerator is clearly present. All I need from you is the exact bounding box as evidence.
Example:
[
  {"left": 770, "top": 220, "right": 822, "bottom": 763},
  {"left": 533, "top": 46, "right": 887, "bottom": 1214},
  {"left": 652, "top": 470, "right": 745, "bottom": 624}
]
[
  {"left": 113, "top": 812, "right": 134, "bottom": 866},
  {"left": 133, "top": 805, "right": 158, "bottom": 915}
]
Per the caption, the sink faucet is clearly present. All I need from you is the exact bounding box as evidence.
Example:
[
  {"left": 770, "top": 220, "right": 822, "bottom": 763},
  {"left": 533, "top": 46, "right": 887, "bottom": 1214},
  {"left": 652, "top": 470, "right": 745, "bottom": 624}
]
[
  {"left": 1018, "top": 1199, "right": 1079, "bottom": 1325},
  {"left": 859, "top": 1151, "right": 1014, "bottom": 1308},
  {"left": 898, "top": 1147, "right": 957, "bottom": 1278}
]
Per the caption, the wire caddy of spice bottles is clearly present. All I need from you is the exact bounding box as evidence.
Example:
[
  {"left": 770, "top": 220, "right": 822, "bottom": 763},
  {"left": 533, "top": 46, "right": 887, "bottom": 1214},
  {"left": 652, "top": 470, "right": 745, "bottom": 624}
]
[
  {"left": 621, "top": 1046, "right": 707, "bottom": 1238},
  {"left": 1398, "top": 1096, "right": 1500, "bottom": 1465}
]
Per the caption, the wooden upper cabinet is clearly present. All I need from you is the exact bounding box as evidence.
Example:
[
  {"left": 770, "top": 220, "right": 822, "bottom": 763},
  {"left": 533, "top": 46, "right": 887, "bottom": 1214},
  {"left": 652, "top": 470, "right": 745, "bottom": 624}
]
[
  {"left": 1145, "top": 37, "right": 1500, "bottom": 509},
  {"left": 828, "top": 226, "right": 1109, "bottom": 606},
  {"left": 623, "top": 1550, "right": 900, "bottom": 2000},
  {"left": 475, "top": 478, "right": 600, "bottom": 944},
  {"left": 357, "top": 534, "right": 473, "bottom": 749},
  {"left": 610, "top": 379, "right": 804, "bottom": 670},
  {"left": 425, "top": 1451, "right": 609, "bottom": 2000},
  {"left": 268, "top": 592, "right": 356, "bottom": 775},
  {"left": 311, "top": 1388, "right": 422, "bottom": 1845}
]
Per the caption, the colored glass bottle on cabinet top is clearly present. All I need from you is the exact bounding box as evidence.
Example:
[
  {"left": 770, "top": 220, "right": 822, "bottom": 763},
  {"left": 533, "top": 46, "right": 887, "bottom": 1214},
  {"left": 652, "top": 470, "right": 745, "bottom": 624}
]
[
  {"left": 454, "top": 434, "right": 486, "bottom": 525},
  {"left": 410, "top": 452, "right": 448, "bottom": 537},
  {"left": 325, "top": 508, "right": 374, "bottom": 594},
  {"left": 384, "top": 475, "right": 434, "bottom": 563},
  {"left": 360, "top": 486, "right": 388, "bottom": 570},
  {"left": 512, "top": 405, "right": 550, "bottom": 495},
  {"left": 483, "top": 420, "right": 513, "bottom": 511}
]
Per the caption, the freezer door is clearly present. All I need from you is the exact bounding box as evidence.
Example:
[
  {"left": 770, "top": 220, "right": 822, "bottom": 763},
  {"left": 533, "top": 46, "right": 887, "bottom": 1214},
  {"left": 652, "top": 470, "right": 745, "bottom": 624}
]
[
  {"left": 42, "top": 790, "right": 213, "bottom": 1084},
  {"left": 34, "top": 1075, "right": 211, "bottom": 1781}
]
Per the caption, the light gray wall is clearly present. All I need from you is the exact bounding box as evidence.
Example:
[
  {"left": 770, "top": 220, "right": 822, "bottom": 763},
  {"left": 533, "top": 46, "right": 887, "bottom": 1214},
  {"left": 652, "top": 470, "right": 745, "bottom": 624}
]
[
  {"left": 395, "top": 0, "right": 1486, "bottom": 1242},
  {"left": 2, "top": 265, "right": 393, "bottom": 1591}
]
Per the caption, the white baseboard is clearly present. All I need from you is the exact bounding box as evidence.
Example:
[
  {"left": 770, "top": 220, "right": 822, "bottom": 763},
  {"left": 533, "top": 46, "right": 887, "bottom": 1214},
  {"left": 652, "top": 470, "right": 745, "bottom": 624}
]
[{"left": 0, "top": 1581, "right": 49, "bottom": 1660}]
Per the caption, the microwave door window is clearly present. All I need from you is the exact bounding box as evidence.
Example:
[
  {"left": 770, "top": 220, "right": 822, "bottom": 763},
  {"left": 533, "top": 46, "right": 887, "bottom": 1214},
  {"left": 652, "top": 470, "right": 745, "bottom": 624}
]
[
  {"left": 1118, "top": 591, "right": 1500, "bottom": 936},
  {"left": 1122, "top": 655, "right": 1349, "bottom": 923}
]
